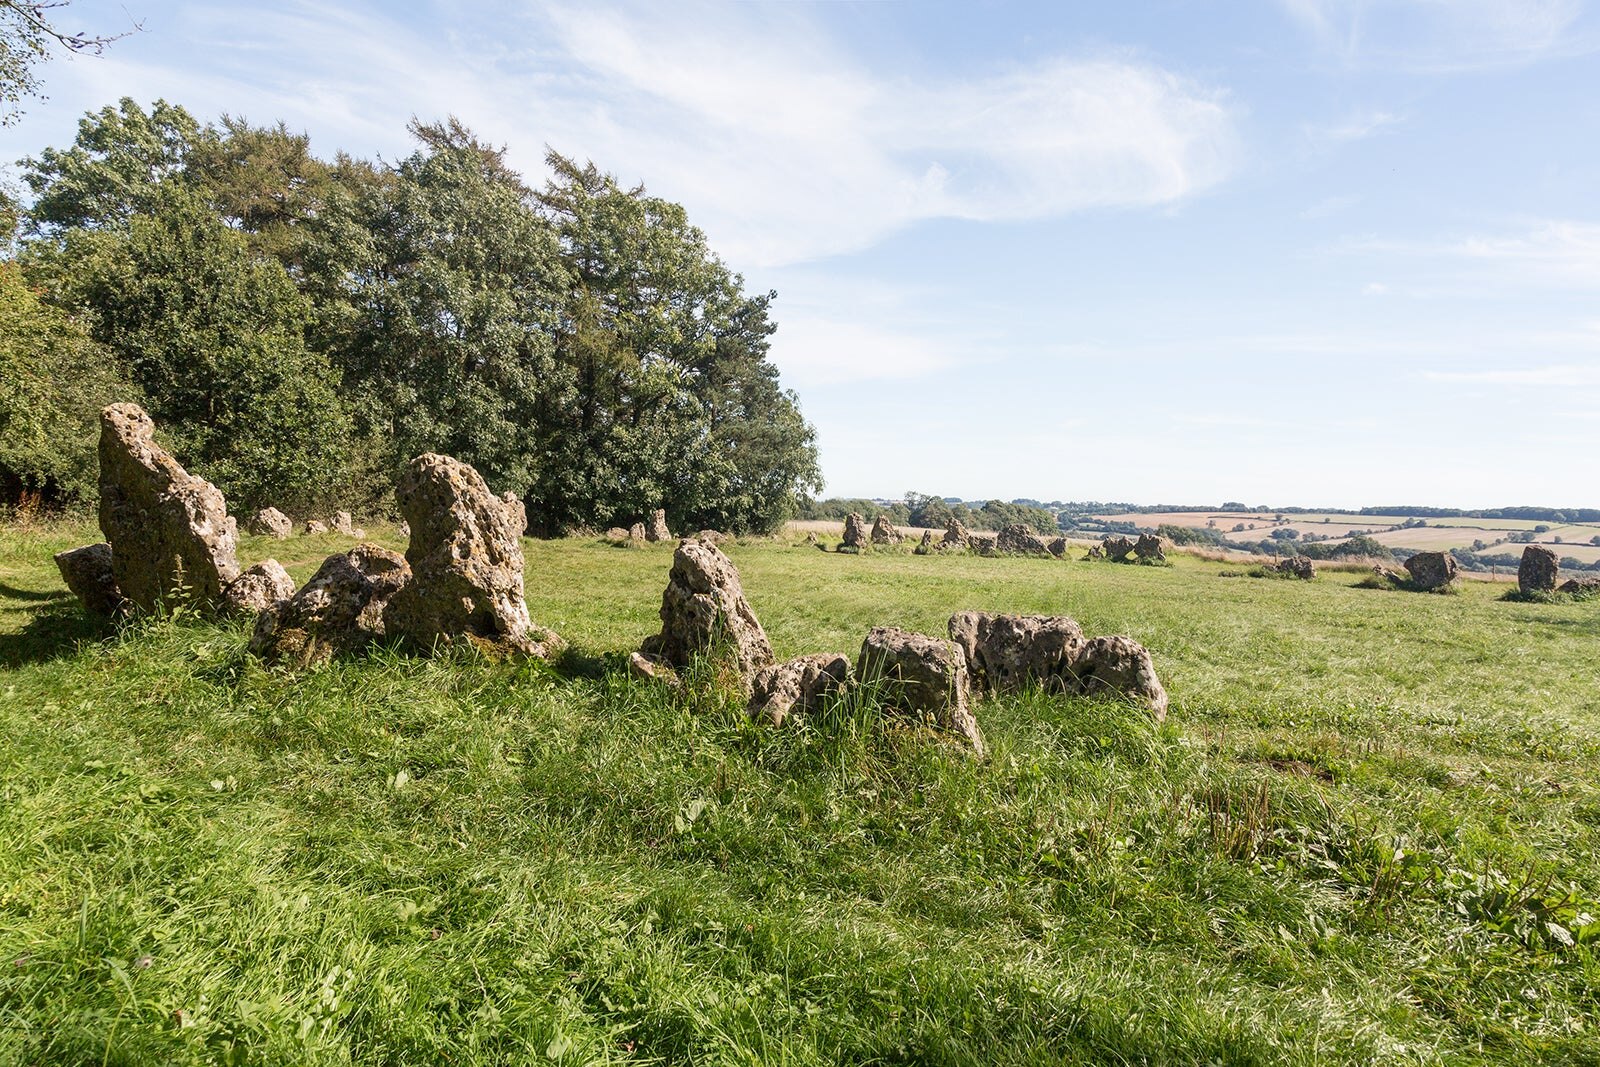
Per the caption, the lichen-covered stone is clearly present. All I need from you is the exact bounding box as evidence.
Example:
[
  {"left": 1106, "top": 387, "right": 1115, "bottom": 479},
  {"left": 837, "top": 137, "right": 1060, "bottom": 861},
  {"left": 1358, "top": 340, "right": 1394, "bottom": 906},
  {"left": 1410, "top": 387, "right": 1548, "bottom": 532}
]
[
  {"left": 1067, "top": 635, "right": 1169, "bottom": 720},
  {"left": 646, "top": 509, "right": 671, "bottom": 542},
  {"left": 222, "top": 559, "right": 295, "bottom": 616},
  {"left": 250, "top": 544, "right": 410, "bottom": 666},
  {"left": 995, "top": 523, "right": 1052, "bottom": 557},
  {"left": 941, "top": 519, "right": 971, "bottom": 551},
  {"left": 54, "top": 542, "right": 124, "bottom": 616},
  {"left": 914, "top": 530, "right": 935, "bottom": 555},
  {"left": 501, "top": 493, "right": 528, "bottom": 537},
  {"left": 842, "top": 513, "right": 869, "bottom": 550},
  {"left": 97, "top": 403, "right": 239, "bottom": 611},
  {"left": 870, "top": 515, "right": 902, "bottom": 545},
  {"left": 1405, "top": 551, "right": 1458, "bottom": 591},
  {"left": 948, "top": 611, "right": 1086, "bottom": 695},
  {"left": 640, "top": 537, "right": 774, "bottom": 691},
  {"left": 1519, "top": 545, "right": 1559, "bottom": 594},
  {"left": 748, "top": 653, "right": 851, "bottom": 726},
  {"left": 1133, "top": 533, "right": 1167, "bottom": 562},
  {"left": 857, "top": 626, "right": 983, "bottom": 755},
  {"left": 1103, "top": 536, "right": 1135, "bottom": 562},
  {"left": 382, "top": 453, "right": 561, "bottom": 658},
  {"left": 246, "top": 507, "right": 292, "bottom": 539}
]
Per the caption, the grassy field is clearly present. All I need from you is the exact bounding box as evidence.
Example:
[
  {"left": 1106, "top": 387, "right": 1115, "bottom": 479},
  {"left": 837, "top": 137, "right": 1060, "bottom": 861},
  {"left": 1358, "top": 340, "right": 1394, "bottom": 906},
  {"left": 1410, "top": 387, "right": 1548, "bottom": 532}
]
[{"left": 3, "top": 522, "right": 1600, "bottom": 1065}]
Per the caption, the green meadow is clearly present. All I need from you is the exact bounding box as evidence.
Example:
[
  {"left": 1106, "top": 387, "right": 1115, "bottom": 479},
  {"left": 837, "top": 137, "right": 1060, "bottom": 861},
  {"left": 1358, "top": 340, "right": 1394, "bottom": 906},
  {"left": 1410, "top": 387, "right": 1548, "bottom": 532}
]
[{"left": 2, "top": 524, "right": 1598, "bottom": 1065}]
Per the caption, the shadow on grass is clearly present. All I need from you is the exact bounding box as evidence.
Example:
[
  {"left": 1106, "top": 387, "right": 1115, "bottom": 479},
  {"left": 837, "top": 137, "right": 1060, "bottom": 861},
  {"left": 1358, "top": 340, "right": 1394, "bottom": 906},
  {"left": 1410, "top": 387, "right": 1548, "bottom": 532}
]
[
  {"left": 0, "top": 580, "right": 67, "bottom": 603},
  {"left": 0, "top": 602, "right": 113, "bottom": 668}
]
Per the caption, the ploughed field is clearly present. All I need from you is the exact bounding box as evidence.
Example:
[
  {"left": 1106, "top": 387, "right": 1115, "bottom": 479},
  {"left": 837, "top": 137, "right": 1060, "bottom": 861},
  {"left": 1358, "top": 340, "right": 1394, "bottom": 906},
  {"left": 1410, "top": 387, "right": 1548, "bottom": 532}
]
[{"left": 2, "top": 523, "right": 1599, "bottom": 1065}]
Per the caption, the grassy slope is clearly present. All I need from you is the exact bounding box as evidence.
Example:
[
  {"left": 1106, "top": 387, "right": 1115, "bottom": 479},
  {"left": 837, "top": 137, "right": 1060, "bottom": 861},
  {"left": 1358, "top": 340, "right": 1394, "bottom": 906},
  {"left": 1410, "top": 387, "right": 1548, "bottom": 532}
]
[{"left": 2, "top": 524, "right": 1598, "bottom": 1066}]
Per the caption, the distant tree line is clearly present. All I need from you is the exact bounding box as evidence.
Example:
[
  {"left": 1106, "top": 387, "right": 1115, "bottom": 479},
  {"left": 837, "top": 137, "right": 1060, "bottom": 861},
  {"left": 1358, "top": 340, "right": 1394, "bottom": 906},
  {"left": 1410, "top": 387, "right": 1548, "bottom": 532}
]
[
  {"left": 0, "top": 98, "right": 822, "bottom": 533},
  {"left": 797, "top": 493, "right": 1058, "bottom": 534}
]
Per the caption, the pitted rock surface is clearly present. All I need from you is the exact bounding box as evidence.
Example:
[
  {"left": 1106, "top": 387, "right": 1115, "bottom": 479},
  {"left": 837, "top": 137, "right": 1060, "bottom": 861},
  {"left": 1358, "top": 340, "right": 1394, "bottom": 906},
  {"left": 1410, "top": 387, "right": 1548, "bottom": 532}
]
[
  {"left": 383, "top": 453, "right": 561, "bottom": 658},
  {"left": 647, "top": 509, "right": 671, "bottom": 542},
  {"left": 1405, "top": 551, "right": 1458, "bottom": 591},
  {"left": 870, "top": 515, "right": 902, "bottom": 545},
  {"left": 948, "top": 611, "right": 1086, "bottom": 695},
  {"left": 246, "top": 507, "right": 292, "bottom": 539},
  {"left": 223, "top": 559, "right": 295, "bottom": 616},
  {"left": 640, "top": 537, "right": 775, "bottom": 691},
  {"left": 1103, "top": 536, "right": 1135, "bottom": 562},
  {"left": 98, "top": 403, "right": 239, "bottom": 611},
  {"left": 941, "top": 519, "right": 971, "bottom": 550},
  {"left": 1067, "top": 636, "right": 1169, "bottom": 719},
  {"left": 914, "top": 530, "right": 935, "bottom": 555},
  {"left": 629, "top": 522, "right": 646, "bottom": 542},
  {"left": 1273, "top": 556, "right": 1315, "bottom": 580},
  {"left": 842, "top": 513, "right": 869, "bottom": 550},
  {"left": 55, "top": 542, "right": 124, "bottom": 616},
  {"left": 1519, "top": 545, "right": 1559, "bottom": 595},
  {"left": 1133, "top": 533, "right": 1167, "bottom": 562},
  {"left": 996, "top": 523, "right": 1053, "bottom": 557},
  {"left": 501, "top": 493, "right": 527, "bottom": 537},
  {"left": 250, "top": 544, "right": 410, "bottom": 666},
  {"left": 858, "top": 626, "right": 984, "bottom": 755},
  {"left": 330, "top": 511, "right": 364, "bottom": 537},
  {"left": 748, "top": 653, "right": 851, "bottom": 726}
]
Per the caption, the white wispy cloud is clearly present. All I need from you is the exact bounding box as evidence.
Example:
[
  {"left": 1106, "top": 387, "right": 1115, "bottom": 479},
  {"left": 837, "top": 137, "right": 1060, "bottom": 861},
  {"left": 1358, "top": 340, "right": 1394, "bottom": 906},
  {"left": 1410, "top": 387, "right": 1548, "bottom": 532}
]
[
  {"left": 1303, "top": 109, "right": 1403, "bottom": 150},
  {"left": 1280, "top": 0, "right": 1592, "bottom": 71},
  {"left": 1422, "top": 364, "right": 1600, "bottom": 386},
  {"left": 1342, "top": 220, "right": 1600, "bottom": 290},
  {"left": 5, "top": 0, "right": 1238, "bottom": 269}
]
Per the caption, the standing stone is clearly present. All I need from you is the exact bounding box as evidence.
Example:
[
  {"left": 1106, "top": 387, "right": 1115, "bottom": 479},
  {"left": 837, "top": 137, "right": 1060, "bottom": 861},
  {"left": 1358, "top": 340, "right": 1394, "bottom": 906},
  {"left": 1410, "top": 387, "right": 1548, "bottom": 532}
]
[
  {"left": 383, "top": 453, "right": 561, "bottom": 658},
  {"left": 1067, "top": 636, "right": 1169, "bottom": 720},
  {"left": 1103, "top": 536, "right": 1135, "bottom": 562},
  {"left": 245, "top": 507, "right": 292, "bottom": 539},
  {"left": 1404, "top": 551, "right": 1459, "bottom": 591},
  {"left": 646, "top": 508, "right": 671, "bottom": 542},
  {"left": 54, "top": 543, "right": 125, "bottom": 617},
  {"left": 1047, "top": 537, "right": 1068, "bottom": 558},
  {"left": 639, "top": 537, "right": 775, "bottom": 691},
  {"left": 858, "top": 626, "right": 984, "bottom": 755},
  {"left": 97, "top": 403, "right": 239, "bottom": 611},
  {"left": 330, "top": 511, "right": 365, "bottom": 537},
  {"left": 995, "top": 523, "right": 1052, "bottom": 556},
  {"left": 222, "top": 559, "right": 296, "bottom": 617},
  {"left": 948, "top": 611, "right": 1085, "bottom": 695},
  {"left": 1518, "top": 545, "right": 1559, "bottom": 595},
  {"left": 748, "top": 653, "right": 851, "bottom": 726},
  {"left": 501, "top": 493, "right": 528, "bottom": 537},
  {"left": 841, "top": 512, "right": 869, "bottom": 550},
  {"left": 941, "top": 519, "right": 971, "bottom": 550},
  {"left": 1084, "top": 545, "right": 1105, "bottom": 561},
  {"left": 629, "top": 521, "right": 647, "bottom": 542},
  {"left": 1272, "top": 556, "right": 1316, "bottom": 580},
  {"left": 1133, "top": 533, "right": 1167, "bottom": 562},
  {"left": 914, "top": 530, "right": 935, "bottom": 555},
  {"left": 250, "top": 545, "right": 410, "bottom": 666},
  {"left": 605, "top": 527, "right": 631, "bottom": 541},
  {"left": 304, "top": 519, "right": 329, "bottom": 535},
  {"left": 870, "top": 515, "right": 902, "bottom": 545}
]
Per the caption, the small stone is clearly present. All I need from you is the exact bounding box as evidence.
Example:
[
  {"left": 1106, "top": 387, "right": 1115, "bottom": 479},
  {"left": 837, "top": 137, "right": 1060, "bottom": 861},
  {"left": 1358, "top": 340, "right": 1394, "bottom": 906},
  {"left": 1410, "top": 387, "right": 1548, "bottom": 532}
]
[
  {"left": 1103, "top": 535, "right": 1135, "bottom": 562},
  {"left": 1404, "top": 551, "right": 1459, "bottom": 591},
  {"left": 1047, "top": 537, "right": 1068, "bottom": 558},
  {"left": 629, "top": 521, "right": 646, "bottom": 541},
  {"left": 1273, "top": 556, "right": 1315, "bottom": 580},
  {"left": 605, "top": 527, "right": 631, "bottom": 541},
  {"left": 54, "top": 542, "right": 125, "bottom": 616},
  {"left": 1558, "top": 577, "right": 1600, "bottom": 594},
  {"left": 304, "top": 520, "right": 329, "bottom": 535},
  {"left": 245, "top": 507, "right": 292, "bottom": 539},
  {"left": 329, "top": 511, "right": 364, "bottom": 537},
  {"left": 1518, "top": 545, "right": 1559, "bottom": 595},
  {"left": 858, "top": 626, "right": 983, "bottom": 755},
  {"left": 222, "top": 559, "right": 295, "bottom": 616},
  {"left": 1067, "top": 635, "right": 1169, "bottom": 720},
  {"left": 628, "top": 650, "right": 681, "bottom": 688},
  {"left": 914, "top": 530, "right": 935, "bottom": 555},
  {"left": 941, "top": 519, "right": 971, "bottom": 551},
  {"left": 948, "top": 611, "right": 1085, "bottom": 695},
  {"left": 250, "top": 544, "right": 410, "bottom": 666},
  {"left": 646, "top": 509, "right": 671, "bottom": 542},
  {"left": 1084, "top": 545, "right": 1105, "bottom": 561},
  {"left": 639, "top": 536, "right": 775, "bottom": 693},
  {"left": 748, "top": 653, "right": 851, "bottom": 726},
  {"left": 696, "top": 529, "right": 730, "bottom": 545}
]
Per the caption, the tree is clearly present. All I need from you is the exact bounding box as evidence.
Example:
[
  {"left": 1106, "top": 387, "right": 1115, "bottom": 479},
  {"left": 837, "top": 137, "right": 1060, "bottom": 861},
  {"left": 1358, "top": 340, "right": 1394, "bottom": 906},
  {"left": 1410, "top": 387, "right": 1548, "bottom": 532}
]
[{"left": 0, "top": 1, "right": 136, "bottom": 125}]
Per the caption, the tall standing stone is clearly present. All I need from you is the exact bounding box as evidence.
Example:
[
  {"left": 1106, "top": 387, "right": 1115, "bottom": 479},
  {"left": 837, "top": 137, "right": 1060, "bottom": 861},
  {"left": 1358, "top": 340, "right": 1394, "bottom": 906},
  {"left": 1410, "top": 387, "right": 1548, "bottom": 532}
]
[
  {"left": 870, "top": 515, "right": 902, "bottom": 545},
  {"left": 841, "top": 512, "right": 869, "bottom": 550},
  {"left": 646, "top": 509, "right": 671, "bottom": 542},
  {"left": 1518, "top": 545, "right": 1559, "bottom": 595},
  {"left": 382, "top": 453, "right": 562, "bottom": 658},
  {"left": 639, "top": 537, "right": 775, "bottom": 692},
  {"left": 941, "top": 519, "right": 971, "bottom": 551},
  {"left": 1404, "top": 551, "right": 1458, "bottom": 591},
  {"left": 97, "top": 403, "right": 239, "bottom": 611}
]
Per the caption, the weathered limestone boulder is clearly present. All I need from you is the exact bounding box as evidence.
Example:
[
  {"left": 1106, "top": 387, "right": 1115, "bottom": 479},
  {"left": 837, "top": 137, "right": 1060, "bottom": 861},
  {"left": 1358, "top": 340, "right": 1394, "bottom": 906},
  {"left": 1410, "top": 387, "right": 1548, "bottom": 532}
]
[
  {"left": 629, "top": 521, "right": 647, "bottom": 542},
  {"left": 914, "top": 530, "right": 935, "bottom": 555},
  {"left": 1272, "top": 555, "right": 1315, "bottom": 580},
  {"left": 941, "top": 519, "right": 971, "bottom": 550},
  {"left": 748, "top": 653, "right": 851, "bottom": 726},
  {"left": 647, "top": 508, "right": 671, "bottom": 542},
  {"left": 1133, "top": 533, "right": 1167, "bottom": 562},
  {"left": 382, "top": 453, "right": 562, "bottom": 658},
  {"left": 970, "top": 532, "right": 999, "bottom": 556},
  {"left": 98, "top": 403, "right": 240, "bottom": 611},
  {"left": 697, "top": 529, "right": 730, "bottom": 545},
  {"left": 1084, "top": 545, "right": 1105, "bottom": 561},
  {"left": 870, "top": 515, "right": 902, "bottom": 545},
  {"left": 304, "top": 519, "right": 329, "bottom": 535},
  {"left": 1047, "top": 537, "right": 1068, "bottom": 558},
  {"left": 1103, "top": 536, "right": 1135, "bottom": 562},
  {"left": 640, "top": 537, "right": 775, "bottom": 691},
  {"left": 1518, "top": 545, "right": 1559, "bottom": 595},
  {"left": 949, "top": 611, "right": 1084, "bottom": 694},
  {"left": 605, "top": 527, "right": 631, "bottom": 541},
  {"left": 1068, "top": 636, "right": 1169, "bottom": 720},
  {"left": 842, "top": 512, "right": 869, "bottom": 550},
  {"left": 1559, "top": 577, "right": 1600, "bottom": 595},
  {"left": 54, "top": 542, "right": 124, "bottom": 616},
  {"left": 250, "top": 545, "right": 410, "bottom": 666},
  {"left": 501, "top": 493, "right": 527, "bottom": 537},
  {"left": 330, "top": 511, "right": 365, "bottom": 538},
  {"left": 245, "top": 507, "right": 292, "bottom": 539},
  {"left": 222, "top": 559, "right": 295, "bottom": 616},
  {"left": 996, "top": 523, "right": 1052, "bottom": 556},
  {"left": 1405, "top": 551, "right": 1458, "bottom": 591},
  {"left": 857, "top": 626, "right": 984, "bottom": 755}
]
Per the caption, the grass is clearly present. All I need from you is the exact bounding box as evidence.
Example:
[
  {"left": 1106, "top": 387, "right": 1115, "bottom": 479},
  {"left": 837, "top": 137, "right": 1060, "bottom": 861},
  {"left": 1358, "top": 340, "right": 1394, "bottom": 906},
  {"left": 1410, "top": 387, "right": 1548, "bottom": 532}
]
[{"left": 2, "top": 522, "right": 1599, "bottom": 1064}]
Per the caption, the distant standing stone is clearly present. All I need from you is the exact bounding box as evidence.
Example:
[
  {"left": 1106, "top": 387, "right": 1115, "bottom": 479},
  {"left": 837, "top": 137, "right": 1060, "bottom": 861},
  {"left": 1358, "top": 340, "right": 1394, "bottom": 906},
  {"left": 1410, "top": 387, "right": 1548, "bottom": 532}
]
[
  {"left": 629, "top": 521, "right": 646, "bottom": 542},
  {"left": 97, "top": 402, "right": 239, "bottom": 611},
  {"left": 1404, "top": 551, "right": 1459, "bottom": 591},
  {"left": 941, "top": 519, "right": 971, "bottom": 551},
  {"left": 1103, "top": 536, "right": 1135, "bottom": 562},
  {"left": 330, "top": 511, "right": 364, "bottom": 537},
  {"left": 870, "top": 515, "right": 902, "bottom": 545},
  {"left": 995, "top": 523, "right": 1052, "bottom": 557},
  {"left": 914, "top": 530, "right": 935, "bottom": 555},
  {"left": 1133, "top": 533, "right": 1167, "bottom": 562},
  {"left": 1518, "top": 545, "right": 1559, "bottom": 594},
  {"left": 245, "top": 507, "right": 292, "bottom": 539},
  {"left": 54, "top": 542, "right": 125, "bottom": 617},
  {"left": 1274, "top": 555, "right": 1315, "bottom": 580},
  {"left": 304, "top": 519, "right": 329, "bottom": 535},
  {"left": 646, "top": 508, "right": 671, "bottom": 542},
  {"left": 842, "top": 512, "right": 869, "bottom": 550}
]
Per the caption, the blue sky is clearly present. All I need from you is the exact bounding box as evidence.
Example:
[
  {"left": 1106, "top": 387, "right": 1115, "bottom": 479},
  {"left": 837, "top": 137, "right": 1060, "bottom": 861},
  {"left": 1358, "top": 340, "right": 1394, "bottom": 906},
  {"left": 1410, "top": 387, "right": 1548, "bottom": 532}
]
[{"left": 4, "top": 0, "right": 1598, "bottom": 508}]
